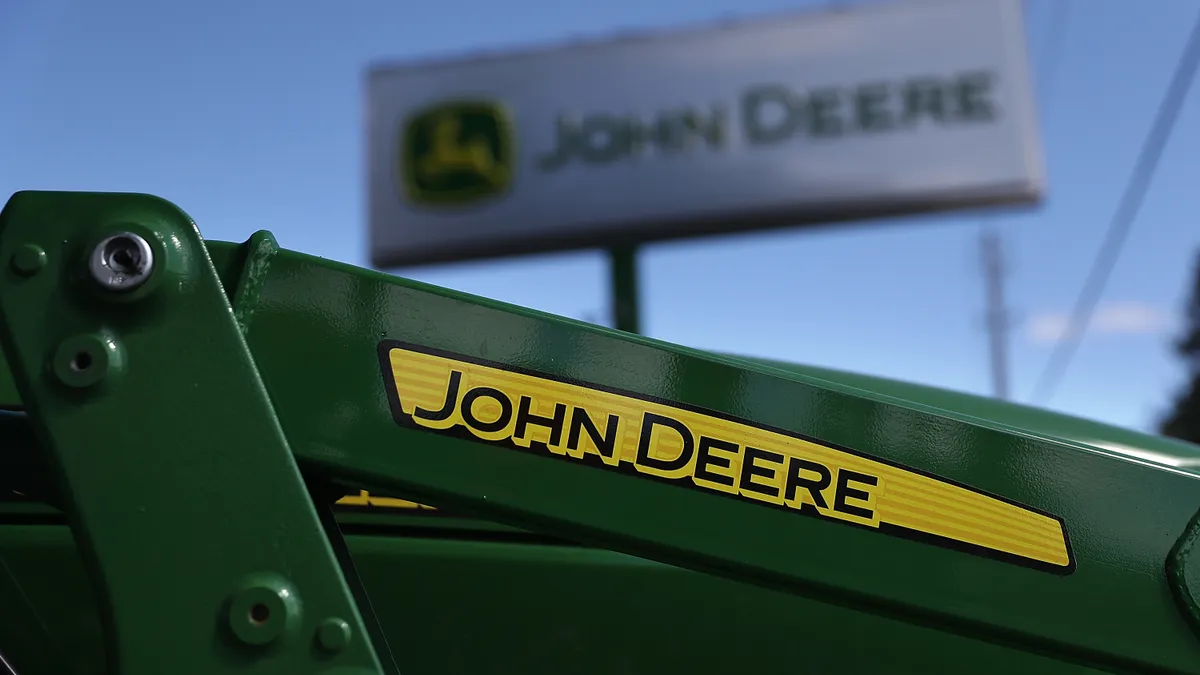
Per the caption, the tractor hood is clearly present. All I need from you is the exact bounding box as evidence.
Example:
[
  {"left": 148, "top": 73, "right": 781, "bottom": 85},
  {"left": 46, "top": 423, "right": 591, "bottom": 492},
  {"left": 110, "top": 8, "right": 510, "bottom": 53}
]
[
  {"left": 729, "top": 353, "right": 1200, "bottom": 476},
  {"left": 1, "top": 343, "right": 1193, "bottom": 476}
]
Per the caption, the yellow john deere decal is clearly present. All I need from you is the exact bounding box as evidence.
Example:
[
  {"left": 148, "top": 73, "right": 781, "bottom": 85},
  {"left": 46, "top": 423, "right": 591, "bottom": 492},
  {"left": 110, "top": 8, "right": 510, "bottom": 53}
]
[{"left": 379, "top": 341, "right": 1073, "bottom": 573}]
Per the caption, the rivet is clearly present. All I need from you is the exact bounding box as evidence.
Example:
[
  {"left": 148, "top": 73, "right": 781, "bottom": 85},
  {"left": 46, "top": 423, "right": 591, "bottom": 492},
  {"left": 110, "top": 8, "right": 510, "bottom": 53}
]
[
  {"left": 10, "top": 244, "right": 46, "bottom": 276},
  {"left": 315, "top": 617, "right": 352, "bottom": 653}
]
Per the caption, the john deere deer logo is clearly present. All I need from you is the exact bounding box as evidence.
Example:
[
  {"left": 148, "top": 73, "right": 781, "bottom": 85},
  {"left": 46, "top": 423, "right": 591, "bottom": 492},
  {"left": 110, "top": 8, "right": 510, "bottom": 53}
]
[{"left": 399, "top": 100, "right": 515, "bottom": 207}]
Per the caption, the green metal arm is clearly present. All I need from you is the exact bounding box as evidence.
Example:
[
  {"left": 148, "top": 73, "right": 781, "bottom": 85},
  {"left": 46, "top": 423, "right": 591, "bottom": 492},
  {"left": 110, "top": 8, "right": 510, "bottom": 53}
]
[{"left": 3, "top": 191, "right": 1200, "bottom": 674}]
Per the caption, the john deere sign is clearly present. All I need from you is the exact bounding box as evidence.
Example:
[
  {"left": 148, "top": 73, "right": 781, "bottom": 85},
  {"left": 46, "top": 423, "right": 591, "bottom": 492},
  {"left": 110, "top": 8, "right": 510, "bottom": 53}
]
[{"left": 367, "top": 0, "right": 1042, "bottom": 268}]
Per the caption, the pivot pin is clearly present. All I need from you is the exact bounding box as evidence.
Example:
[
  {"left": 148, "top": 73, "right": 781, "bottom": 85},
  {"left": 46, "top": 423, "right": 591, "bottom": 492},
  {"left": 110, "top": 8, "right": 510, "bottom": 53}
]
[{"left": 89, "top": 233, "right": 154, "bottom": 292}]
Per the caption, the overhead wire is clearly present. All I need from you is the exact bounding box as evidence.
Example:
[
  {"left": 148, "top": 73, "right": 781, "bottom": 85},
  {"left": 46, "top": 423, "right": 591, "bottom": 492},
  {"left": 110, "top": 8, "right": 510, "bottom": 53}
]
[
  {"left": 975, "top": 0, "right": 1070, "bottom": 400},
  {"left": 1027, "top": 8, "right": 1200, "bottom": 405}
]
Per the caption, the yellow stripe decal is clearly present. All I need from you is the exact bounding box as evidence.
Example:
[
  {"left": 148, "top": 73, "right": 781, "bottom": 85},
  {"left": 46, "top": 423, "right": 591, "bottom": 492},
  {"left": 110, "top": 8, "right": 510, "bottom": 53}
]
[
  {"left": 335, "top": 490, "right": 436, "bottom": 511},
  {"left": 378, "top": 341, "right": 1074, "bottom": 574}
]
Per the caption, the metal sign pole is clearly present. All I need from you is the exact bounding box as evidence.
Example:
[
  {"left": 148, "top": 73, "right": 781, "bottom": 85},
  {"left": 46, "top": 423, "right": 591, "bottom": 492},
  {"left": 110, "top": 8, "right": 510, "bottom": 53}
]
[{"left": 609, "top": 245, "right": 640, "bottom": 334}]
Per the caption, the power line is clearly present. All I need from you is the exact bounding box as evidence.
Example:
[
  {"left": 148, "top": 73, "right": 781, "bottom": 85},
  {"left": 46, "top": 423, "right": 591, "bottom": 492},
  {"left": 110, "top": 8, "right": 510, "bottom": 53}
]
[
  {"left": 1028, "top": 9, "right": 1200, "bottom": 405},
  {"left": 976, "top": 0, "right": 1071, "bottom": 400},
  {"left": 980, "top": 229, "right": 1012, "bottom": 399}
]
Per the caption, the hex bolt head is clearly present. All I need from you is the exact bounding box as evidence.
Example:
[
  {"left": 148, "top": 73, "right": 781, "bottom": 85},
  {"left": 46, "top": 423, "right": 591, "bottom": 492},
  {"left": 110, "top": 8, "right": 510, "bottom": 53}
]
[
  {"left": 10, "top": 244, "right": 47, "bottom": 276},
  {"left": 315, "top": 617, "right": 352, "bottom": 653},
  {"left": 89, "top": 232, "right": 154, "bottom": 291}
]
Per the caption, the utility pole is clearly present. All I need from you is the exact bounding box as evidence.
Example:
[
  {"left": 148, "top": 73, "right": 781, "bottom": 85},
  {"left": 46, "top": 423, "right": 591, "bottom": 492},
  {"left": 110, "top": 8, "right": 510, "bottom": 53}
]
[{"left": 980, "top": 228, "right": 1011, "bottom": 400}]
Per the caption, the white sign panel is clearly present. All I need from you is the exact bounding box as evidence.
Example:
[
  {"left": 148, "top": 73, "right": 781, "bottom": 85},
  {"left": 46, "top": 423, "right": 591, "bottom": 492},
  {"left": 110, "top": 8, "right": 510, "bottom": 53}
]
[{"left": 366, "top": 0, "right": 1043, "bottom": 268}]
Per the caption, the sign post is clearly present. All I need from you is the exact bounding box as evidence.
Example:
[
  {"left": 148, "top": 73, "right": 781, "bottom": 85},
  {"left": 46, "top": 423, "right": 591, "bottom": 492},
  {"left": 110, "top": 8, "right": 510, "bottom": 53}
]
[
  {"left": 364, "top": 0, "right": 1044, "bottom": 333},
  {"left": 609, "top": 245, "right": 640, "bottom": 333}
]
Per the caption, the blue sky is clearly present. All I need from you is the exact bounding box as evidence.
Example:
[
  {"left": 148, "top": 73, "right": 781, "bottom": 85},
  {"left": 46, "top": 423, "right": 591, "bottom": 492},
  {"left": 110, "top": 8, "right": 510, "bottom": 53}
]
[{"left": 3, "top": 0, "right": 1200, "bottom": 434}]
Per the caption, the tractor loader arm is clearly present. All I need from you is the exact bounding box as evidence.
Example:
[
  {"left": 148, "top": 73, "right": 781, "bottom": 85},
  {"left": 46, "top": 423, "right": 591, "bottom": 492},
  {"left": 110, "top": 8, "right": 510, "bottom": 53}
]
[{"left": 2, "top": 191, "right": 1200, "bottom": 674}]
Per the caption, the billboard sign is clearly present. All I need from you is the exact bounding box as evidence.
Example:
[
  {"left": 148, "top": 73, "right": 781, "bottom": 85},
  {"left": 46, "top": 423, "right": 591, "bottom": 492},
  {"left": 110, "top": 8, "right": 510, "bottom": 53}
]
[{"left": 366, "top": 0, "right": 1043, "bottom": 268}]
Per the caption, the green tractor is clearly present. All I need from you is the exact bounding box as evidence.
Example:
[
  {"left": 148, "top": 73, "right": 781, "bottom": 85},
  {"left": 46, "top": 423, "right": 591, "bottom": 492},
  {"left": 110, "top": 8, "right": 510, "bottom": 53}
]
[{"left": 0, "top": 191, "right": 1197, "bottom": 674}]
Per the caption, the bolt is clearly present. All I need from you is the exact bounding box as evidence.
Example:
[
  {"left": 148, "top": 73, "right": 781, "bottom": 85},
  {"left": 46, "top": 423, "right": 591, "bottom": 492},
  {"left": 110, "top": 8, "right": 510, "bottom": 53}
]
[
  {"left": 315, "top": 617, "right": 352, "bottom": 653},
  {"left": 10, "top": 244, "right": 46, "bottom": 276},
  {"left": 89, "top": 233, "right": 154, "bottom": 291},
  {"left": 227, "top": 574, "right": 301, "bottom": 647},
  {"left": 53, "top": 334, "right": 122, "bottom": 389}
]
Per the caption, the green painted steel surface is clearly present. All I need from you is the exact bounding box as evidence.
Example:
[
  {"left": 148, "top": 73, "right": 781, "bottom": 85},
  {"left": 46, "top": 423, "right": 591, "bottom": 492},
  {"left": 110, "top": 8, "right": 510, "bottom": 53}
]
[
  {"left": 3, "top": 191, "right": 1200, "bottom": 673},
  {"left": 0, "top": 363, "right": 17, "bottom": 408},
  {"left": 0, "top": 193, "right": 385, "bottom": 675},
  {"left": 0, "top": 523, "right": 1116, "bottom": 675},
  {"left": 743, "top": 357, "right": 1200, "bottom": 473},
  {"left": 215, "top": 239, "right": 1196, "bottom": 671}
]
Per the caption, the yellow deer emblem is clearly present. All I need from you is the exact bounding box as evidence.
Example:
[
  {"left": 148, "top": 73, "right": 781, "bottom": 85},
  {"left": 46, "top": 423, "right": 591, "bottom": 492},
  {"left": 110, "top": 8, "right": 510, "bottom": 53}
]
[{"left": 418, "top": 111, "right": 509, "bottom": 186}]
